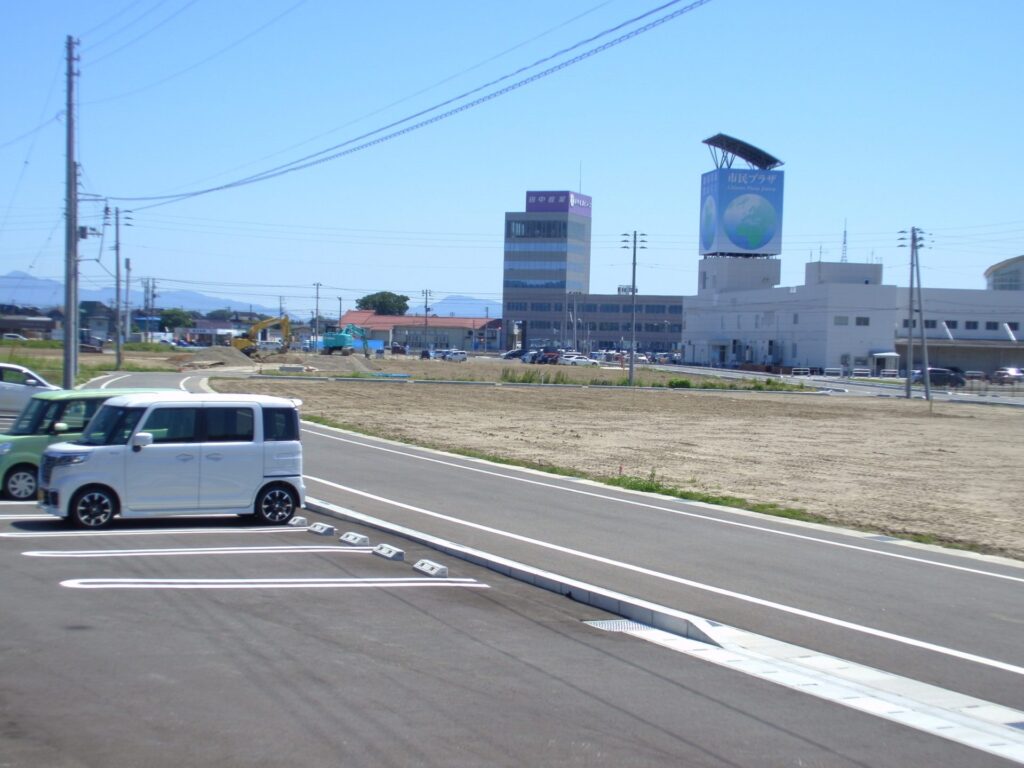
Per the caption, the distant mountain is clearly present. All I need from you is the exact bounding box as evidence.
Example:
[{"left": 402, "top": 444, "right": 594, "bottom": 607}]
[
  {"left": 0, "top": 271, "right": 280, "bottom": 316},
  {"left": 416, "top": 294, "right": 501, "bottom": 319}
]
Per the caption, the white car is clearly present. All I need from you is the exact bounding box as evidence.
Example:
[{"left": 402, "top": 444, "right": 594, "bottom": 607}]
[
  {"left": 38, "top": 392, "right": 305, "bottom": 529},
  {"left": 558, "top": 354, "right": 598, "bottom": 366},
  {"left": 445, "top": 350, "right": 468, "bottom": 362},
  {"left": 0, "top": 363, "right": 60, "bottom": 414}
]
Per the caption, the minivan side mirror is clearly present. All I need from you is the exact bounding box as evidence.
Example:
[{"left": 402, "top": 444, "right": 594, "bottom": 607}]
[{"left": 131, "top": 432, "right": 154, "bottom": 452}]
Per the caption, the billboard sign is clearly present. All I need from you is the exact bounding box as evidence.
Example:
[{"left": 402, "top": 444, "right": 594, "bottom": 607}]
[
  {"left": 526, "top": 191, "right": 592, "bottom": 218},
  {"left": 699, "top": 169, "right": 784, "bottom": 255}
]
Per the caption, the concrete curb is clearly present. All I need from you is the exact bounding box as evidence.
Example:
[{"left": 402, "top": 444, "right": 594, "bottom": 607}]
[{"left": 305, "top": 496, "right": 722, "bottom": 646}]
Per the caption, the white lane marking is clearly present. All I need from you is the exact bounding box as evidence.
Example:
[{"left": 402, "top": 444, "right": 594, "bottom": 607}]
[
  {"left": 179, "top": 376, "right": 195, "bottom": 391},
  {"left": 1, "top": 527, "right": 310, "bottom": 539},
  {"left": 99, "top": 374, "right": 131, "bottom": 388},
  {"left": 0, "top": 513, "right": 51, "bottom": 519},
  {"left": 305, "top": 482, "right": 1024, "bottom": 678},
  {"left": 302, "top": 427, "right": 1024, "bottom": 582},
  {"left": 61, "top": 577, "right": 488, "bottom": 590},
  {"left": 24, "top": 545, "right": 373, "bottom": 558}
]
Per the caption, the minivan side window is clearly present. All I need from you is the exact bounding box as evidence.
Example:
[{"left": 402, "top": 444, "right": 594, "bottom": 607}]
[
  {"left": 140, "top": 407, "right": 200, "bottom": 444},
  {"left": 205, "top": 406, "right": 255, "bottom": 442},
  {"left": 262, "top": 407, "right": 299, "bottom": 441}
]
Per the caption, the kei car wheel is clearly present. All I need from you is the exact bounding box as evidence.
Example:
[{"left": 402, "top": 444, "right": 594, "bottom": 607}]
[
  {"left": 254, "top": 486, "right": 296, "bottom": 525},
  {"left": 70, "top": 488, "right": 117, "bottom": 529},
  {"left": 4, "top": 464, "right": 37, "bottom": 501}
]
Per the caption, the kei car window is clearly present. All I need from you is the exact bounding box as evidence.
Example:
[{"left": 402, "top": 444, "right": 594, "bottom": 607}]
[
  {"left": 204, "top": 406, "right": 254, "bottom": 442},
  {"left": 140, "top": 407, "right": 200, "bottom": 444},
  {"left": 79, "top": 406, "right": 147, "bottom": 446},
  {"left": 8, "top": 398, "right": 48, "bottom": 435},
  {"left": 57, "top": 399, "right": 100, "bottom": 431},
  {"left": 262, "top": 407, "right": 299, "bottom": 441}
]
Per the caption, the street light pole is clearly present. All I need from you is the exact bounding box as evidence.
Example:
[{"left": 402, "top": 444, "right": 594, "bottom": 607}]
[{"left": 621, "top": 231, "right": 646, "bottom": 386}]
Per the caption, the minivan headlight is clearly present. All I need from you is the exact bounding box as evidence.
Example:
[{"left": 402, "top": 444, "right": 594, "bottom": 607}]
[{"left": 53, "top": 453, "right": 90, "bottom": 466}]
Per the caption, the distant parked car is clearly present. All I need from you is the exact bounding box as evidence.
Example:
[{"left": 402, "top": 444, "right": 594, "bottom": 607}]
[
  {"left": 0, "top": 363, "right": 60, "bottom": 414},
  {"left": 445, "top": 350, "right": 468, "bottom": 362},
  {"left": 911, "top": 367, "right": 966, "bottom": 387},
  {"left": 501, "top": 348, "right": 525, "bottom": 359},
  {"left": 992, "top": 367, "right": 1023, "bottom": 384},
  {"left": 2, "top": 333, "right": 29, "bottom": 341}
]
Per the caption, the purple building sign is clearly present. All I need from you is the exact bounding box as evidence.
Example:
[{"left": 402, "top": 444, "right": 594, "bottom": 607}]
[{"left": 525, "top": 191, "right": 592, "bottom": 218}]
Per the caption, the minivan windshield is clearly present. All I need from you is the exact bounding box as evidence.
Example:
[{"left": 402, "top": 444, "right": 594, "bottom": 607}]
[
  {"left": 7, "top": 397, "right": 53, "bottom": 435},
  {"left": 77, "top": 405, "right": 146, "bottom": 446}
]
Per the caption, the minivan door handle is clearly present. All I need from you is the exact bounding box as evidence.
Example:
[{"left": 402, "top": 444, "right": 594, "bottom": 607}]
[
  {"left": 176, "top": 453, "right": 195, "bottom": 462},
  {"left": 206, "top": 453, "right": 222, "bottom": 461}
]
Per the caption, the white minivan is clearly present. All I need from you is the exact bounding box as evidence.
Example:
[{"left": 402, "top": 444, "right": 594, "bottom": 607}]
[{"left": 38, "top": 392, "right": 305, "bottom": 529}]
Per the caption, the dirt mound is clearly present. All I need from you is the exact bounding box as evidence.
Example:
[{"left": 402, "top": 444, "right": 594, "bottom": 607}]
[{"left": 180, "top": 346, "right": 255, "bottom": 368}]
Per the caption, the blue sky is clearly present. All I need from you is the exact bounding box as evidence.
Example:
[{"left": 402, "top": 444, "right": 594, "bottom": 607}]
[{"left": 2, "top": 0, "right": 1022, "bottom": 319}]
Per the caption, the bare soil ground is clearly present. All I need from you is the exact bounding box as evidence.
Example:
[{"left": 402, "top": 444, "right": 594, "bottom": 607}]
[{"left": 203, "top": 352, "right": 1024, "bottom": 561}]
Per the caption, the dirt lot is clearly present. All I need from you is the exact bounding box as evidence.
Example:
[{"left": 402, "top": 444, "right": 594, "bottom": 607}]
[{"left": 201, "top": 351, "right": 1024, "bottom": 561}]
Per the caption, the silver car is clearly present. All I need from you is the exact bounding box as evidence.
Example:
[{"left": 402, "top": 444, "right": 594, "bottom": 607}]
[{"left": 0, "top": 363, "right": 60, "bottom": 414}]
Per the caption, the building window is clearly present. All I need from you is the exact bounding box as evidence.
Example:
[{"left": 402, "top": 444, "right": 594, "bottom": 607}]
[
  {"left": 793, "top": 313, "right": 799, "bottom": 325},
  {"left": 833, "top": 315, "right": 849, "bottom": 326},
  {"left": 855, "top": 317, "right": 870, "bottom": 326},
  {"left": 965, "top": 321, "right": 978, "bottom": 330},
  {"left": 924, "top": 320, "right": 936, "bottom": 329},
  {"left": 945, "top": 320, "right": 958, "bottom": 329},
  {"left": 529, "top": 303, "right": 552, "bottom": 312},
  {"left": 644, "top": 305, "right": 666, "bottom": 314},
  {"left": 986, "top": 321, "right": 999, "bottom": 331},
  {"left": 598, "top": 322, "right": 618, "bottom": 331},
  {"left": 902, "top": 319, "right": 918, "bottom": 328},
  {"left": 1009, "top": 322, "right": 1020, "bottom": 332},
  {"left": 506, "top": 219, "right": 568, "bottom": 239},
  {"left": 532, "top": 320, "right": 551, "bottom": 329},
  {"left": 599, "top": 304, "right": 620, "bottom": 313},
  {"left": 506, "top": 301, "right": 527, "bottom": 311},
  {"left": 668, "top": 305, "right": 682, "bottom": 315}
]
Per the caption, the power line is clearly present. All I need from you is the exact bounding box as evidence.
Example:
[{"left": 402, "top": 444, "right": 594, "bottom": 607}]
[{"left": 108, "top": 0, "right": 713, "bottom": 207}]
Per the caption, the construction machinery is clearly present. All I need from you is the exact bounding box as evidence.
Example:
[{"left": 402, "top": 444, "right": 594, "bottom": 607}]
[
  {"left": 231, "top": 316, "right": 291, "bottom": 357},
  {"left": 321, "top": 323, "right": 370, "bottom": 356}
]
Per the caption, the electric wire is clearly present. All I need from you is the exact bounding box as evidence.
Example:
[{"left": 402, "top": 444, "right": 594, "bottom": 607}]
[{"left": 108, "top": 0, "right": 713, "bottom": 207}]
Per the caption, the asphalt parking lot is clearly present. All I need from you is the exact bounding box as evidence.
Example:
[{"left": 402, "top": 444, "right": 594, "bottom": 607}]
[{"left": 0, "top": 502, "right": 1010, "bottom": 768}]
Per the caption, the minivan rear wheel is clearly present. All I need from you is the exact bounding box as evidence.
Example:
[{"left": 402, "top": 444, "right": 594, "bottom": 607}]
[
  {"left": 70, "top": 487, "right": 117, "bottom": 529},
  {"left": 254, "top": 485, "right": 296, "bottom": 525}
]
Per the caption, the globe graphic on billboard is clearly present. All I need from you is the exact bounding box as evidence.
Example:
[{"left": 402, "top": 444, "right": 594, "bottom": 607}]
[
  {"left": 700, "top": 196, "right": 716, "bottom": 251},
  {"left": 722, "top": 193, "right": 777, "bottom": 250}
]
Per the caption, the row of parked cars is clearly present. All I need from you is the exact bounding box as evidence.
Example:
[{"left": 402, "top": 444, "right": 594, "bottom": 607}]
[{"left": 1, "top": 363, "right": 305, "bottom": 529}]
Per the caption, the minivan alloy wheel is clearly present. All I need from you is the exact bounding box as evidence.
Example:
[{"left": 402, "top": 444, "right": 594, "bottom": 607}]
[
  {"left": 71, "top": 489, "right": 116, "bottom": 529},
  {"left": 4, "top": 465, "right": 37, "bottom": 501},
  {"left": 255, "top": 486, "right": 296, "bottom": 524}
]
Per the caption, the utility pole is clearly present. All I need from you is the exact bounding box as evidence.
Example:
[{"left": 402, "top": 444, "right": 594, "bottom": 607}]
[
  {"left": 62, "top": 35, "right": 79, "bottom": 388},
  {"left": 124, "top": 257, "right": 132, "bottom": 347},
  {"left": 114, "top": 207, "right": 122, "bottom": 368},
  {"left": 899, "top": 228, "right": 930, "bottom": 400},
  {"left": 313, "top": 282, "right": 322, "bottom": 351},
  {"left": 620, "top": 231, "right": 646, "bottom": 386},
  {"left": 337, "top": 296, "right": 343, "bottom": 323},
  {"left": 422, "top": 289, "right": 432, "bottom": 350}
]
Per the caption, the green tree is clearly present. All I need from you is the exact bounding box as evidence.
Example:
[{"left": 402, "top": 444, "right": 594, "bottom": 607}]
[
  {"left": 205, "top": 309, "right": 234, "bottom": 321},
  {"left": 160, "top": 308, "right": 193, "bottom": 333},
  {"left": 356, "top": 291, "right": 409, "bottom": 315}
]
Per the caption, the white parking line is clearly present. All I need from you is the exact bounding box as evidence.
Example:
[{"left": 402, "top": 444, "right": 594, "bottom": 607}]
[
  {"left": 60, "top": 577, "right": 489, "bottom": 590},
  {"left": 24, "top": 545, "right": 373, "bottom": 558},
  {"left": 1, "top": 527, "right": 310, "bottom": 538},
  {"left": 305, "top": 483, "right": 1024, "bottom": 678}
]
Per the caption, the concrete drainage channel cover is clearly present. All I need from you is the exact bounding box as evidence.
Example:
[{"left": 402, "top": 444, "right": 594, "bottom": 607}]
[{"left": 307, "top": 498, "right": 1024, "bottom": 764}]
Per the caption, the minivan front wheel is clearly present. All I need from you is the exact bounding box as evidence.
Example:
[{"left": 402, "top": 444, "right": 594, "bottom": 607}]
[
  {"left": 4, "top": 464, "right": 37, "bottom": 501},
  {"left": 70, "top": 488, "right": 117, "bottom": 529},
  {"left": 254, "top": 485, "right": 296, "bottom": 525}
]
